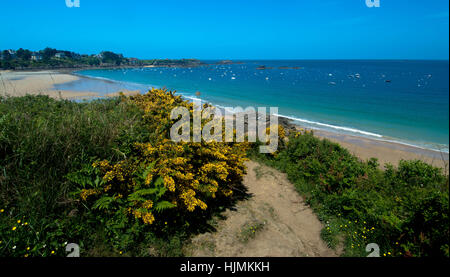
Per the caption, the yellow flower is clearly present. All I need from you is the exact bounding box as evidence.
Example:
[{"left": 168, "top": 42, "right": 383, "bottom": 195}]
[
  {"left": 27, "top": 247, "right": 30, "bottom": 251},
  {"left": 119, "top": 251, "right": 123, "bottom": 255},
  {"left": 24, "top": 222, "right": 28, "bottom": 226},
  {"left": 0, "top": 209, "right": 4, "bottom": 213},
  {"left": 24, "top": 254, "right": 29, "bottom": 258},
  {"left": 12, "top": 226, "right": 17, "bottom": 231},
  {"left": 17, "top": 220, "right": 21, "bottom": 224},
  {"left": 142, "top": 200, "right": 153, "bottom": 210},
  {"left": 142, "top": 212, "right": 155, "bottom": 225},
  {"left": 51, "top": 251, "right": 55, "bottom": 255}
]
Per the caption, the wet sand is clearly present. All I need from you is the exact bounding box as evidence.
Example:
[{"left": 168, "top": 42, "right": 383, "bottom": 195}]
[{"left": 0, "top": 70, "right": 140, "bottom": 99}]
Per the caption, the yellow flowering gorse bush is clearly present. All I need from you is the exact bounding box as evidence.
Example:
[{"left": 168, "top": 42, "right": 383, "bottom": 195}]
[{"left": 78, "top": 88, "right": 248, "bottom": 226}]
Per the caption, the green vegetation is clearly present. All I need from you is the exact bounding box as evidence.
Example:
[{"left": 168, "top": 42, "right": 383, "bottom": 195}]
[
  {"left": 249, "top": 130, "right": 449, "bottom": 257},
  {"left": 141, "top": 59, "right": 204, "bottom": 67},
  {"left": 0, "top": 48, "right": 204, "bottom": 70},
  {"left": 0, "top": 92, "right": 247, "bottom": 257},
  {"left": 0, "top": 95, "right": 147, "bottom": 256},
  {"left": 239, "top": 220, "right": 266, "bottom": 243},
  {"left": 0, "top": 93, "right": 448, "bottom": 257}
]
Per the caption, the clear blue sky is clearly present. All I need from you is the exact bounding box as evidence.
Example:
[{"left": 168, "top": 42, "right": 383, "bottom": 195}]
[{"left": 1, "top": 0, "right": 448, "bottom": 60}]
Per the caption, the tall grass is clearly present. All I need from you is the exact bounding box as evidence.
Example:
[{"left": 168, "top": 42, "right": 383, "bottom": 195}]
[{"left": 0, "top": 95, "right": 145, "bottom": 219}]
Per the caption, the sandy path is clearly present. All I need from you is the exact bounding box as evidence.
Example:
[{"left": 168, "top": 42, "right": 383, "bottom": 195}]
[{"left": 186, "top": 161, "right": 338, "bottom": 257}]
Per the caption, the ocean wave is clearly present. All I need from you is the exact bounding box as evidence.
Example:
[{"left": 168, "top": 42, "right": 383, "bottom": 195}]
[
  {"left": 274, "top": 113, "right": 449, "bottom": 153},
  {"left": 273, "top": 113, "right": 383, "bottom": 138}
]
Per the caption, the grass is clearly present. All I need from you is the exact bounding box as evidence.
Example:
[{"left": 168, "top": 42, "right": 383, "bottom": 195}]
[
  {"left": 238, "top": 220, "right": 266, "bottom": 243},
  {"left": 0, "top": 95, "right": 150, "bottom": 256},
  {"left": 0, "top": 95, "right": 146, "bottom": 215}
]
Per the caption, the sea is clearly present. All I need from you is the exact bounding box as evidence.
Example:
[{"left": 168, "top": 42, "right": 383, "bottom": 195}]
[{"left": 54, "top": 60, "right": 449, "bottom": 152}]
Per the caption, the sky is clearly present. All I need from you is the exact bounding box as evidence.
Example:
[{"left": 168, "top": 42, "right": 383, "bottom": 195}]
[{"left": 1, "top": 0, "right": 449, "bottom": 60}]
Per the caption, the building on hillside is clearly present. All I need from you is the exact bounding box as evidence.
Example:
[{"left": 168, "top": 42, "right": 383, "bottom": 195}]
[
  {"left": 55, "top": 52, "right": 66, "bottom": 59},
  {"left": 0, "top": 50, "right": 17, "bottom": 60},
  {"left": 7, "top": 49, "right": 17, "bottom": 58},
  {"left": 128, "top": 58, "right": 139, "bottom": 65},
  {"left": 31, "top": 52, "right": 43, "bottom": 61}
]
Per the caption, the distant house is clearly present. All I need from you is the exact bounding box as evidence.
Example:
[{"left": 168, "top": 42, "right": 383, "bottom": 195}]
[
  {"left": 129, "top": 58, "right": 139, "bottom": 65},
  {"left": 0, "top": 49, "right": 16, "bottom": 60},
  {"left": 7, "top": 49, "right": 17, "bottom": 58},
  {"left": 95, "top": 53, "right": 104, "bottom": 59},
  {"left": 55, "top": 52, "right": 66, "bottom": 59},
  {"left": 31, "top": 52, "right": 42, "bottom": 61}
]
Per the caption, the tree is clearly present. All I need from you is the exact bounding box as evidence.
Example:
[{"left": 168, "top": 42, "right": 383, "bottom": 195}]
[
  {"left": 101, "top": 51, "right": 123, "bottom": 65},
  {"left": 1, "top": 50, "right": 12, "bottom": 61},
  {"left": 42, "top": 47, "right": 57, "bottom": 60},
  {"left": 17, "top": 48, "right": 32, "bottom": 61}
]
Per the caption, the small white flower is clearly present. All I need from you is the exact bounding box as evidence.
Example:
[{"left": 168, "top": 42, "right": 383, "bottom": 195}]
[{"left": 12, "top": 246, "right": 16, "bottom": 250}]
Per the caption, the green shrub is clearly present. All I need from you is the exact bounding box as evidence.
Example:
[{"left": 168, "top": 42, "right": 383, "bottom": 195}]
[
  {"left": 0, "top": 93, "right": 248, "bottom": 257},
  {"left": 250, "top": 130, "right": 449, "bottom": 257},
  {"left": 0, "top": 95, "right": 146, "bottom": 256}
]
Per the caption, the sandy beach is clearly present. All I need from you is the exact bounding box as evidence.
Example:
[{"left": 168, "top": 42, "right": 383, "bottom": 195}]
[
  {"left": 311, "top": 128, "right": 448, "bottom": 172},
  {"left": 0, "top": 70, "right": 140, "bottom": 99},
  {"left": 1, "top": 69, "right": 448, "bottom": 172}
]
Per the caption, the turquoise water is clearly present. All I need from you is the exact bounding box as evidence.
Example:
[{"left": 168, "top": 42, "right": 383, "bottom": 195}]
[{"left": 63, "top": 60, "right": 448, "bottom": 152}]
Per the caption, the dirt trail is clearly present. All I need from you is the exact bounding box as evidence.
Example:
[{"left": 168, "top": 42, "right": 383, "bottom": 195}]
[{"left": 185, "top": 161, "right": 338, "bottom": 257}]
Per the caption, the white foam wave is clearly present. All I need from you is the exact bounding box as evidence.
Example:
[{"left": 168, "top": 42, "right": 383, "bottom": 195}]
[{"left": 274, "top": 113, "right": 383, "bottom": 138}]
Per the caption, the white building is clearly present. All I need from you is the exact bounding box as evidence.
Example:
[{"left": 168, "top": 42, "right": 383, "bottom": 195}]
[
  {"left": 55, "top": 52, "right": 66, "bottom": 59},
  {"left": 31, "top": 52, "right": 42, "bottom": 61}
]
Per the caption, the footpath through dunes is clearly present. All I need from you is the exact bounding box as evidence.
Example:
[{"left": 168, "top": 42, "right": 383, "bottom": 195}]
[{"left": 185, "top": 161, "right": 339, "bottom": 257}]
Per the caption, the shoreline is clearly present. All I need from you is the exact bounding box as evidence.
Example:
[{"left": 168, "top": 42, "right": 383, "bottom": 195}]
[
  {"left": 304, "top": 127, "right": 448, "bottom": 171},
  {"left": 0, "top": 69, "right": 141, "bottom": 99},
  {"left": 1, "top": 69, "right": 448, "bottom": 171}
]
